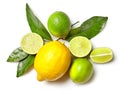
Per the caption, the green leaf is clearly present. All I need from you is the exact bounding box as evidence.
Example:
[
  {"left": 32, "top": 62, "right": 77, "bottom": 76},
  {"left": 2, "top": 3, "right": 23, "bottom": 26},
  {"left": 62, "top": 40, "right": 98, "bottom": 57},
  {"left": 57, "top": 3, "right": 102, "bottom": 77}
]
[
  {"left": 26, "top": 3, "right": 52, "bottom": 41},
  {"left": 16, "top": 55, "right": 35, "bottom": 77},
  {"left": 68, "top": 26, "right": 81, "bottom": 37},
  {"left": 66, "top": 16, "right": 108, "bottom": 41},
  {"left": 7, "top": 47, "right": 28, "bottom": 62}
]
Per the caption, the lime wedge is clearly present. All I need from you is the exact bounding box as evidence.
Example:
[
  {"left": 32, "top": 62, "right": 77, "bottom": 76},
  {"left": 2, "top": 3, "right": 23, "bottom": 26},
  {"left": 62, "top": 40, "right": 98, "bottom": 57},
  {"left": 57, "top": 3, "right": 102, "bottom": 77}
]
[
  {"left": 90, "top": 47, "right": 113, "bottom": 63},
  {"left": 69, "top": 36, "right": 92, "bottom": 57},
  {"left": 21, "top": 33, "right": 43, "bottom": 54}
]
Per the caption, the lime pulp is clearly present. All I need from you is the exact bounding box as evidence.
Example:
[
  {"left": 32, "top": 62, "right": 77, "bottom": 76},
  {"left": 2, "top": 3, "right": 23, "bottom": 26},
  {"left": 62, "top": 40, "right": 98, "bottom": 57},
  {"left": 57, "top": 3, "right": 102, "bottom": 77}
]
[
  {"left": 69, "top": 36, "right": 92, "bottom": 57},
  {"left": 20, "top": 33, "right": 43, "bottom": 54},
  {"left": 90, "top": 47, "right": 113, "bottom": 63}
]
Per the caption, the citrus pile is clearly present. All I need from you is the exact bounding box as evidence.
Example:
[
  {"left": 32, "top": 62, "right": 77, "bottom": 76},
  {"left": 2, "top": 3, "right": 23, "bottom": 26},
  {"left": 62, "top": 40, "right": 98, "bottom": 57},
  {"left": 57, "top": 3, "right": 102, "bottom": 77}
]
[
  {"left": 7, "top": 4, "right": 114, "bottom": 84},
  {"left": 22, "top": 11, "right": 113, "bottom": 83}
]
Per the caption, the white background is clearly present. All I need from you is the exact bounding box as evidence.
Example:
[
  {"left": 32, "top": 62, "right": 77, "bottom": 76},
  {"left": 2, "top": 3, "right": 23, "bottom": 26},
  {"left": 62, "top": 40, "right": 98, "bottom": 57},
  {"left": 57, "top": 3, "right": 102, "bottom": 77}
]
[{"left": 0, "top": 0, "right": 120, "bottom": 91}]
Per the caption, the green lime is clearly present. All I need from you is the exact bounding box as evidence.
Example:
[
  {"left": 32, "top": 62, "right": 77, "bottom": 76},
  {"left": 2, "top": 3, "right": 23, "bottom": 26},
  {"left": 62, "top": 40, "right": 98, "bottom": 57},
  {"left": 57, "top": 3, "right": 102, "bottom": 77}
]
[
  {"left": 69, "top": 36, "right": 92, "bottom": 57},
  {"left": 90, "top": 47, "right": 113, "bottom": 63},
  {"left": 20, "top": 33, "right": 43, "bottom": 54},
  {"left": 69, "top": 58, "right": 93, "bottom": 84},
  {"left": 47, "top": 11, "right": 71, "bottom": 38}
]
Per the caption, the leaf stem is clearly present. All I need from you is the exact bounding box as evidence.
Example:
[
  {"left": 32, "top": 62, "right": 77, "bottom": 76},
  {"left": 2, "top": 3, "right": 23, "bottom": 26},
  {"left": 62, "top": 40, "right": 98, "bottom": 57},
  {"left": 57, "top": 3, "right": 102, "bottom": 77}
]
[
  {"left": 56, "top": 38, "right": 64, "bottom": 41},
  {"left": 71, "top": 21, "right": 79, "bottom": 28}
]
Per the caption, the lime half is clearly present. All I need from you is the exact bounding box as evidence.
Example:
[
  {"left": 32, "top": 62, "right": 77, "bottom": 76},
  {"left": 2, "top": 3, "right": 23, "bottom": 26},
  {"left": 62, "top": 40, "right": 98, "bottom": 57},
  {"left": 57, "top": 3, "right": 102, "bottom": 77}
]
[
  {"left": 69, "top": 36, "right": 92, "bottom": 57},
  {"left": 21, "top": 33, "right": 43, "bottom": 54},
  {"left": 90, "top": 47, "right": 113, "bottom": 63}
]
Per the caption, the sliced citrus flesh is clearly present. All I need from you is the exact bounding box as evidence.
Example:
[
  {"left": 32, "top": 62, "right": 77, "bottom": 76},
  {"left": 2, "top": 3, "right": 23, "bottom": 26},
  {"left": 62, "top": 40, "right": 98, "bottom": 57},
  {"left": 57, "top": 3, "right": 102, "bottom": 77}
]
[
  {"left": 69, "top": 36, "right": 92, "bottom": 57},
  {"left": 90, "top": 47, "right": 113, "bottom": 63},
  {"left": 20, "top": 33, "right": 43, "bottom": 54}
]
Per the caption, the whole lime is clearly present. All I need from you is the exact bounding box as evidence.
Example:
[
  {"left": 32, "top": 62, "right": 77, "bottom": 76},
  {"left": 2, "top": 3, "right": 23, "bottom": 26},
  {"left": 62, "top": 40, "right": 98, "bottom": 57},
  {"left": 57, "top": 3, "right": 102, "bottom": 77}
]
[
  {"left": 69, "top": 58, "right": 93, "bottom": 84},
  {"left": 47, "top": 11, "right": 71, "bottom": 38}
]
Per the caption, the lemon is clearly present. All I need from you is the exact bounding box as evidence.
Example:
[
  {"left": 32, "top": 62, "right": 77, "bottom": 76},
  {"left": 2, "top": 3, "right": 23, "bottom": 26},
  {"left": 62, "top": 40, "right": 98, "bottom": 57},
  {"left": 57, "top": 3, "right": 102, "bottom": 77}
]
[
  {"left": 70, "top": 58, "right": 93, "bottom": 84},
  {"left": 47, "top": 11, "right": 71, "bottom": 38},
  {"left": 69, "top": 36, "right": 92, "bottom": 57},
  {"left": 34, "top": 41, "right": 71, "bottom": 81},
  {"left": 90, "top": 47, "right": 113, "bottom": 63},
  {"left": 20, "top": 33, "right": 43, "bottom": 54}
]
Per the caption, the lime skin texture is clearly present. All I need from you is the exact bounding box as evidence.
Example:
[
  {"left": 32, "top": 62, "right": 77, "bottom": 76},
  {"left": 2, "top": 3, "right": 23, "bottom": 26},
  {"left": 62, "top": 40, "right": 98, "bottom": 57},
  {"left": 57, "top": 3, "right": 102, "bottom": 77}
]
[{"left": 48, "top": 11, "right": 71, "bottom": 38}]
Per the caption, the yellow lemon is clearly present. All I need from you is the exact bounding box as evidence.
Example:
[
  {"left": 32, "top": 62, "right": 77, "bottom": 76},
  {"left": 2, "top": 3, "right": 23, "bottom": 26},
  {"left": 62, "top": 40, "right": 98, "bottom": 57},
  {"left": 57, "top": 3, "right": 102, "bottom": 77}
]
[{"left": 34, "top": 41, "right": 71, "bottom": 81}]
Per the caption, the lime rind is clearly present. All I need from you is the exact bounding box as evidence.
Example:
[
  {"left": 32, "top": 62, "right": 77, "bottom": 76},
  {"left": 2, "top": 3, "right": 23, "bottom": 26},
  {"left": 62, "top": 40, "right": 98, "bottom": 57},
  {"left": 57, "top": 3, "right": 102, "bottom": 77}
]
[
  {"left": 69, "top": 58, "right": 93, "bottom": 84},
  {"left": 69, "top": 36, "right": 92, "bottom": 57},
  {"left": 47, "top": 11, "right": 71, "bottom": 38},
  {"left": 90, "top": 47, "right": 113, "bottom": 63},
  {"left": 21, "top": 33, "right": 43, "bottom": 54}
]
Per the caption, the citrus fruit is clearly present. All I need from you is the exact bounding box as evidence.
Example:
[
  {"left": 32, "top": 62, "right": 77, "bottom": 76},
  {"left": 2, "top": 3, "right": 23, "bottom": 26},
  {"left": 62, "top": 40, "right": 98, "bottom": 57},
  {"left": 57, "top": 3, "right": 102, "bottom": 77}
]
[
  {"left": 47, "top": 11, "right": 71, "bottom": 38},
  {"left": 90, "top": 47, "right": 113, "bottom": 63},
  {"left": 34, "top": 41, "right": 71, "bottom": 81},
  {"left": 69, "top": 58, "right": 93, "bottom": 84},
  {"left": 69, "top": 36, "right": 92, "bottom": 57},
  {"left": 20, "top": 33, "right": 43, "bottom": 54}
]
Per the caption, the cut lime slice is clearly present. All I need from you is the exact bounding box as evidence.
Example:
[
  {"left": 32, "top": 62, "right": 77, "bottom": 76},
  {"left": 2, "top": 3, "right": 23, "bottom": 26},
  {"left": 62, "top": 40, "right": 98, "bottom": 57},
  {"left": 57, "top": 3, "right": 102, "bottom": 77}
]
[
  {"left": 20, "top": 33, "right": 43, "bottom": 54},
  {"left": 69, "top": 36, "right": 92, "bottom": 57},
  {"left": 90, "top": 47, "right": 113, "bottom": 63}
]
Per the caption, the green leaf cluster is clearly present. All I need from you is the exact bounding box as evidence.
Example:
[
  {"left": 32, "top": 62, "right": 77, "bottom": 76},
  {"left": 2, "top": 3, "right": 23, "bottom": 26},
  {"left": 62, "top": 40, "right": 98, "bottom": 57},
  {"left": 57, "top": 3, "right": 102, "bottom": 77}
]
[{"left": 7, "top": 47, "right": 35, "bottom": 77}]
